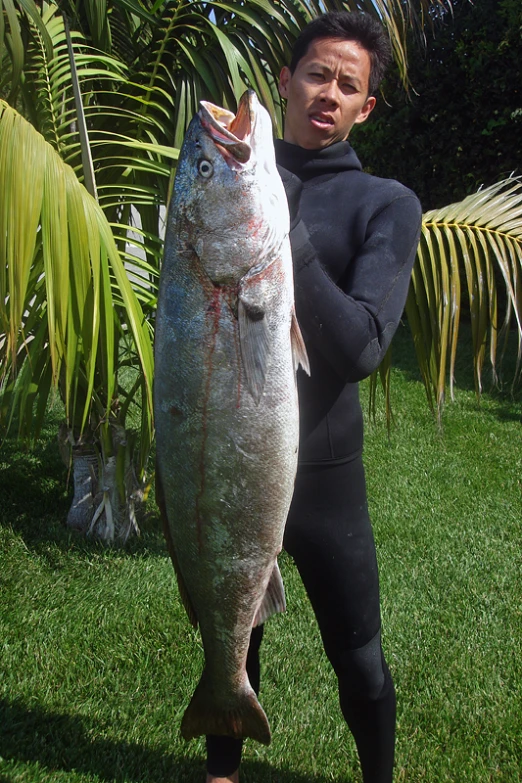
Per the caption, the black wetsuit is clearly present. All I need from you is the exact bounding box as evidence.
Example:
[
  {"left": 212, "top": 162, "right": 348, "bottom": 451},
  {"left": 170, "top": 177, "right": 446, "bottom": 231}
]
[{"left": 206, "top": 140, "right": 422, "bottom": 782}]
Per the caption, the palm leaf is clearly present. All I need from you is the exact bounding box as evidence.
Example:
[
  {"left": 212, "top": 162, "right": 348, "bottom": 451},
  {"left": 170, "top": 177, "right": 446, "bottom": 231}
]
[
  {"left": 406, "top": 177, "right": 522, "bottom": 417},
  {"left": 17, "top": 5, "right": 128, "bottom": 173},
  {"left": 9, "top": 4, "right": 172, "bottom": 286},
  {"left": 0, "top": 99, "right": 154, "bottom": 446},
  {"left": 1, "top": 0, "right": 54, "bottom": 97},
  {"left": 1, "top": 0, "right": 25, "bottom": 96}
]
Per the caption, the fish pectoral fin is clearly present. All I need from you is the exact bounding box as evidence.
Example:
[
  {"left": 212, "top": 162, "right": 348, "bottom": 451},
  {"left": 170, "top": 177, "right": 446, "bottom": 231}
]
[
  {"left": 238, "top": 293, "right": 271, "bottom": 404},
  {"left": 291, "top": 310, "right": 310, "bottom": 376},
  {"left": 253, "top": 558, "right": 286, "bottom": 627}
]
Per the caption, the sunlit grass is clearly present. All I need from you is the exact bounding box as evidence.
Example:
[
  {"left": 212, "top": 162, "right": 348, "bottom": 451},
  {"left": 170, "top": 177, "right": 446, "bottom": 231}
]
[{"left": 1, "top": 325, "right": 521, "bottom": 783}]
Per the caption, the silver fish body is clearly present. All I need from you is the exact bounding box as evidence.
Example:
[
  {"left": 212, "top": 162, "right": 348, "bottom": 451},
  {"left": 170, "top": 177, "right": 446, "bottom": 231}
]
[{"left": 154, "top": 90, "right": 308, "bottom": 745}]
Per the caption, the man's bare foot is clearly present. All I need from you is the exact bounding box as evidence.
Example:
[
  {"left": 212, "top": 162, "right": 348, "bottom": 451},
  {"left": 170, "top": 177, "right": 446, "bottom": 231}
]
[{"left": 205, "top": 772, "right": 239, "bottom": 783}]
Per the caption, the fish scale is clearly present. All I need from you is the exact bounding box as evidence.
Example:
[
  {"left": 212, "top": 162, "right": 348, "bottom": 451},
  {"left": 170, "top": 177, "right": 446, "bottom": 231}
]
[{"left": 154, "top": 90, "right": 309, "bottom": 745}]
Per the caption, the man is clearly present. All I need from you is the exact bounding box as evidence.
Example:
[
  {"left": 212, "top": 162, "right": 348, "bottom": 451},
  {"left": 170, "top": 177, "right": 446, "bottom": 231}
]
[{"left": 206, "top": 11, "right": 422, "bottom": 783}]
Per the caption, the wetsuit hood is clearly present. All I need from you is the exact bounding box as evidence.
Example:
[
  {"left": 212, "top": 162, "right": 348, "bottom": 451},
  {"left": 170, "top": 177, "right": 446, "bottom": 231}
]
[{"left": 274, "top": 139, "right": 363, "bottom": 181}]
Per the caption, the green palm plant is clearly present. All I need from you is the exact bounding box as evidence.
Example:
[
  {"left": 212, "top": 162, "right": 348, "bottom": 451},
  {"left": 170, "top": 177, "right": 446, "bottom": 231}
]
[
  {"left": 407, "top": 178, "right": 522, "bottom": 417},
  {"left": 4, "top": 0, "right": 518, "bottom": 542},
  {"left": 0, "top": 5, "right": 160, "bottom": 539},
  {"left": 0, "top": 96, "right": 155, "bottom": 539}
]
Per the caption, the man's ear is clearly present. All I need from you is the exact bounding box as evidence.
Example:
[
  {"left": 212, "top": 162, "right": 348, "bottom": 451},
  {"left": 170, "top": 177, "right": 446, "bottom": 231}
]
[
  {"left": 278, "top": 66, "right": 291, "bottom": 99},
  {"left": 354, "top": 95, "right": 376, "bottom": 126}
]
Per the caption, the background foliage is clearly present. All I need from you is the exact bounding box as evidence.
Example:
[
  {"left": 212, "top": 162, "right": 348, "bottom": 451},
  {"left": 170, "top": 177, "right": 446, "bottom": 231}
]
[{"left": 355, "top": 0, "right": 522, "bottom": 210}]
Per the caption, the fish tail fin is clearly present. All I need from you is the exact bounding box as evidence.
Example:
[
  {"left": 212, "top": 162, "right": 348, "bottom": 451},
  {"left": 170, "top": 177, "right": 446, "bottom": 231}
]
[{"left": 181, "top": 671, "right": 271, "bottom": 746}]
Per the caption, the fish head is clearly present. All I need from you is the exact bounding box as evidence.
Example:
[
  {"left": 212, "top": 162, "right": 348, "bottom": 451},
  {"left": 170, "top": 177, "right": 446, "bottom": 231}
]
[{"left": 171, "top": 90, "right": 289, "bottom": 285}]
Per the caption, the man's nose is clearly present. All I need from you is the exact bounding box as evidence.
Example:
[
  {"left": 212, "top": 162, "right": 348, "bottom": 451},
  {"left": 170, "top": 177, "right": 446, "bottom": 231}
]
[{"left": 319, "top": 79, "right": 340, "bottom": 105}]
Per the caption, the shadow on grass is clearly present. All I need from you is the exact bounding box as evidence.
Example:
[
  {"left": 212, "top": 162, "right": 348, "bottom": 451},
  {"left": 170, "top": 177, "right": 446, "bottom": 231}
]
[{"left": 0, "top": 698, "right": 350, "bottom": 783}]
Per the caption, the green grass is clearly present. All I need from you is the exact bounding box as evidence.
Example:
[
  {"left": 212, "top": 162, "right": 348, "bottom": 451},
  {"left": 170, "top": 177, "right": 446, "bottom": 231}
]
[{"left": 1, "top": 326, "right": 521, "bottom": 783}]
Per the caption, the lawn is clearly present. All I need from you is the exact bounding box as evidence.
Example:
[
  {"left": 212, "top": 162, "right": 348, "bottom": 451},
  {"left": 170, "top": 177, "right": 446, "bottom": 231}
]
[{"left": 1, "top": 325, "right": 521, "bottom": 783}]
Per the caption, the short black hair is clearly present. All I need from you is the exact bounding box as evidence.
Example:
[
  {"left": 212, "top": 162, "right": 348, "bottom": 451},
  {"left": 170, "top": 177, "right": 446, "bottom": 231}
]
[{"left": 289, "top": 11, "right": 392, "bottom": 97}]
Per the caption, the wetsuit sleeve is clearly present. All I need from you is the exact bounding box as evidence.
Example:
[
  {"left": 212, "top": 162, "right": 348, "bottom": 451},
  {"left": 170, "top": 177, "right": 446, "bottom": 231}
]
[{"left": 289, "top": 193, "right": 422, "bottom": 383}]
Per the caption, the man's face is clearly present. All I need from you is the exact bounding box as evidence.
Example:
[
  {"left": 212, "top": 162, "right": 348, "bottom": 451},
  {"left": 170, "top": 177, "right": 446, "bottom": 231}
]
[{"left": 278, "top": 37, "right": 376, "bottom": 150}]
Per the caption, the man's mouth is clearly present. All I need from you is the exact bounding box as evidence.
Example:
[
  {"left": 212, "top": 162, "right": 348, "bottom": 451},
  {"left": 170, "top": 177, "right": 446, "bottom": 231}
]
[{"left": 309, "top": 113, "right": 334, "bottom": 128}]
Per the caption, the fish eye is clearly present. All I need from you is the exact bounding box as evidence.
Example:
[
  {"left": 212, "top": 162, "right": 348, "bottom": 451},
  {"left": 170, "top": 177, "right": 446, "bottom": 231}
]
[{"left": 198, "top": 159, "right": 213, "bottom": 178}]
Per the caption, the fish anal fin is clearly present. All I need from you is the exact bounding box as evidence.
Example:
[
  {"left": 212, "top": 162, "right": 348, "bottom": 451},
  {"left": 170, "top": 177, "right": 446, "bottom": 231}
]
[
  {"left": 291, "top": 310, "right": 310, "bottom": 376},
  {"left": 253, "top": 559, "right": 286, "bottom": 627},
  {"left": 155, "top": 462, "right": 198, "bottom": 628},
  {"left": 181, "top": 670, "right": 271, "bottom": 745},
  {"left": 238, "top": 293, "right": 271, "bottom": 405}
]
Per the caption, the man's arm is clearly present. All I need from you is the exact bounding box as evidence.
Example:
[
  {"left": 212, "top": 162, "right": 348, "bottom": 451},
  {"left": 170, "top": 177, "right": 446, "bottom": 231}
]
[{"left": 286, "top": 181, "right": 422, "bottom": 383}]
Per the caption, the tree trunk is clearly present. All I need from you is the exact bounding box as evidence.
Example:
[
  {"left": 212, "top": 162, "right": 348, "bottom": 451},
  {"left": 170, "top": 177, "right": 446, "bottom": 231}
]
[
  {"left": 66, "top": 447, "right": 98, "bottom": 534},
  {"left": 60, "top": 424, "right": 143, "bottom": 543}
]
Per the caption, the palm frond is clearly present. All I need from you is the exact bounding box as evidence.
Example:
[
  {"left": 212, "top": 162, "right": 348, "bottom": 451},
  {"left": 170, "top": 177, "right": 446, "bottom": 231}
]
[
  {"left": 17, "top": 6, "right": 127, "bottom": 169},
  {"left": 0, "top": 0, "right": 54, "bottom": 97},
  {"left": 407, "top": 177, "right": 522, "bottom": 416},
  {"left": 8, "top": 4, "right": 170, "bottom": 284},
  {"left": 0, "top": 99, "right": 154, "bottom": 446}
]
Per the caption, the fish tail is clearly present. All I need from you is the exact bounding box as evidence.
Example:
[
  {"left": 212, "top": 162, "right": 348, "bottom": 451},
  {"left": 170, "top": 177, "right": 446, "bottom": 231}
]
[{"left": 181, "top": 670, "right": 271, "bottom": 746}]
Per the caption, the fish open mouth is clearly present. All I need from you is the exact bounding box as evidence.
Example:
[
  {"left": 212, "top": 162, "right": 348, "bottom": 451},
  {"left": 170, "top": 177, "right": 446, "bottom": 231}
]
[{"left": 199, "top": 90, "right": 254, "bottom": 168}]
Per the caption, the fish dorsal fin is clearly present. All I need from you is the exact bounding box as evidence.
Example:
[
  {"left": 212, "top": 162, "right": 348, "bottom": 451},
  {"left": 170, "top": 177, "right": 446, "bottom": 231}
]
[
  {"left": 253, "top": 559, "right": 286, "bottom": 627},
  {"left": 238, "top": 289, "right": 271, "bottom": 405},
  {"left": 291, "top": 310, "right": 310, "bottom": 376},
  {"left": 155, "top": 463, "right": 198, "bottom": 628}
]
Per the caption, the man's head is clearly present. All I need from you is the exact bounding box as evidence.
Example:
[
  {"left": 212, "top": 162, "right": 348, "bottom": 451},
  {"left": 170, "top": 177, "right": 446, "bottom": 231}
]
[
  {"left": 289, "top": 12, "right": 392, "bottom": 99},
  {"left": 278, "top": 12, "right": 392, "bottom": 150}
]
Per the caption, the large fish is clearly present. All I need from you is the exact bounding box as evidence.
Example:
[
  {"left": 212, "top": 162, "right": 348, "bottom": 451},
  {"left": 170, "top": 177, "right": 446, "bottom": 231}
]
[{"left": 154, "top": 89, "right": 308, "bottom": 746}]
